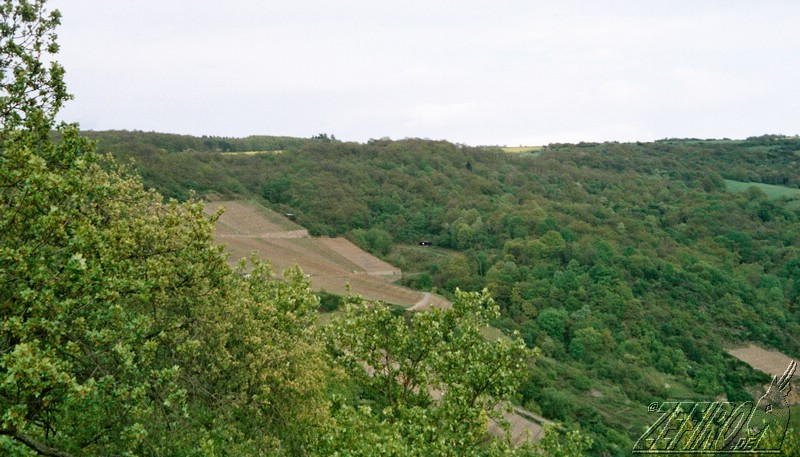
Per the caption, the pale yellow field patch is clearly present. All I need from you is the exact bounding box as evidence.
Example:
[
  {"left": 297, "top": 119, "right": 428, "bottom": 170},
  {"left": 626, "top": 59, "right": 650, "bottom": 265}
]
[
  {"left": 501, "top": 146, "right": 544, "bottom": 153},
  {"left": 219, "top": 150, "right": 284, "bottom": 156}
]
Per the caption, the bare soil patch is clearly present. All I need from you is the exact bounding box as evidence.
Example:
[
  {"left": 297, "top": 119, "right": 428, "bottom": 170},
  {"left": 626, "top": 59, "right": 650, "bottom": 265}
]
[
  {"left": 727, "top": 344, "right": 799, "bottom": 405},
  {"left": 727, "top": 344, "right": 798, "bottom": 380},
  {"left": 320, "top": 237, "right": 401, "bottom": 276},
  {"left": 204, "top": 200, "right": 305, "bottom": 235},
  {"left": 203, "top": 200, "right": 450, "bottom": 308}
]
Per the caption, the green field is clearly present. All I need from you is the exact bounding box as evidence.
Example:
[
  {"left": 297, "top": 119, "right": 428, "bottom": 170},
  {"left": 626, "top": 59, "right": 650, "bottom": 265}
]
[
  {"left": 501, "top": 146, "right": 545, "bottom": 156},
  {"left": 220, "top": 150, "right": 284, "bottom": 156},
  {"left": 724, "top": 179, "right": 800, "bottom": 202}
]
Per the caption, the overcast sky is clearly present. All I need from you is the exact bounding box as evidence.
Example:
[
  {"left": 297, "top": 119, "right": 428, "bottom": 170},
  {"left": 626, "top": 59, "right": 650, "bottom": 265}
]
[{"left": 52, "top": 1, "right": 800, "bottom": 145}]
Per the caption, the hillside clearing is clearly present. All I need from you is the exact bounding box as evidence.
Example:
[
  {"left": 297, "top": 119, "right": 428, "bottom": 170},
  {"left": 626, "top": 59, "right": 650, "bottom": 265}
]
[
  {"left": 203, "top": 200, "right": 450, "bottom": 308},
  {"left": 724, "top": 179, "right": 800, "bottom": 201},
  {"left": 727, "top": 344, "right": 800, "bottom": 405},
  {"left": 501, "top": 146, "right": 544, "bottom": 153},
  {"left": 727, "top": 344, "right": 798, "bottom": 380},
  {"left": 501, "top": 146, "right": 545, "bottom": 157},
  {"left": 219, "top": 150, "right": 284, "bottom": 156},
  {"left": 204, "top": 200, "right": 305, "bottom": 233}
]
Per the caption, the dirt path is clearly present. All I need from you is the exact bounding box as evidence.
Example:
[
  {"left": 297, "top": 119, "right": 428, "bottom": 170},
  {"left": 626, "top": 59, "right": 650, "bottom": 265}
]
[
  {"left": 215, "top": 230, "right": 309, "bottom": 239},
  {"left": 410, "top": 292, "right": 432, "bottom": 311},
  {"left": 409, "top": 292, "right": 453, "bottom": 311}
]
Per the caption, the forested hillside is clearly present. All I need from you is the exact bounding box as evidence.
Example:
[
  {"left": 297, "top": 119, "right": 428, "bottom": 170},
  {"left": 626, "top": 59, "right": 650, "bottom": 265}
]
[{"left": 90, "top": 129, "right": 800, "bottom": 453}]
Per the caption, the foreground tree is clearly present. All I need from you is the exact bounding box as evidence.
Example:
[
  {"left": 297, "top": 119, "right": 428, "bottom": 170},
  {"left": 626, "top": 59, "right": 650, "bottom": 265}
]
[
  {"left": 0, "top": 116, "right": 337, "bottom": 454},
  {"left": 324, "top": 290, "right": 531, "bottom": 455},
  {"left": 1, "top": 0, "right": 68, "bottom": 132},
  {"left": 1, "top": 2, "right": 333, "bottom": 454}
]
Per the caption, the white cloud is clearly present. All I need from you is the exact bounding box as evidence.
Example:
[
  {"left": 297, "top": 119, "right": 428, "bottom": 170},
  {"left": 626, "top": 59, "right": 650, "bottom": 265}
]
[{"left": 53, "top": 0, "right": 800, "bottom": 143}]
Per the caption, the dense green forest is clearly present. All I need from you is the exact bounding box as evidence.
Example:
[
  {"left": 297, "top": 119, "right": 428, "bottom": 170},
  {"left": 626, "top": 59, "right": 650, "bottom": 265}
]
[{"left": 87, "top": 129, "right": 800, "bottom": 453}]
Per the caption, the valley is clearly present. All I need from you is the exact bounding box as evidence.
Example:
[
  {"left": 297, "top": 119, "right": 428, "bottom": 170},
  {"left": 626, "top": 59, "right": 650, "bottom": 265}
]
[{"left": 97, "top": 131, "right": 800, "bottom": 455}]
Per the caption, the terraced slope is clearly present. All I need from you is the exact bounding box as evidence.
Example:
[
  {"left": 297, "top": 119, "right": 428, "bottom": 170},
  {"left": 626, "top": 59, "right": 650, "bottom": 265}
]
[
  {"left": 204, "top": 200, "right": 307, "bottom": 236},
  {"left": 320, "top": 237, "right": 401, "bottom": 276},
  {"left": 203, "top": 200, "right": 449, "bottom": 308}
]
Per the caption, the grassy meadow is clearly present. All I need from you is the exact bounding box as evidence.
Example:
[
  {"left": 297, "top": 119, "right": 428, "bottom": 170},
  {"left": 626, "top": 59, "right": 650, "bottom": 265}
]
[{"left": 725, "top": 179, "right": 800, "bottom": 200}]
